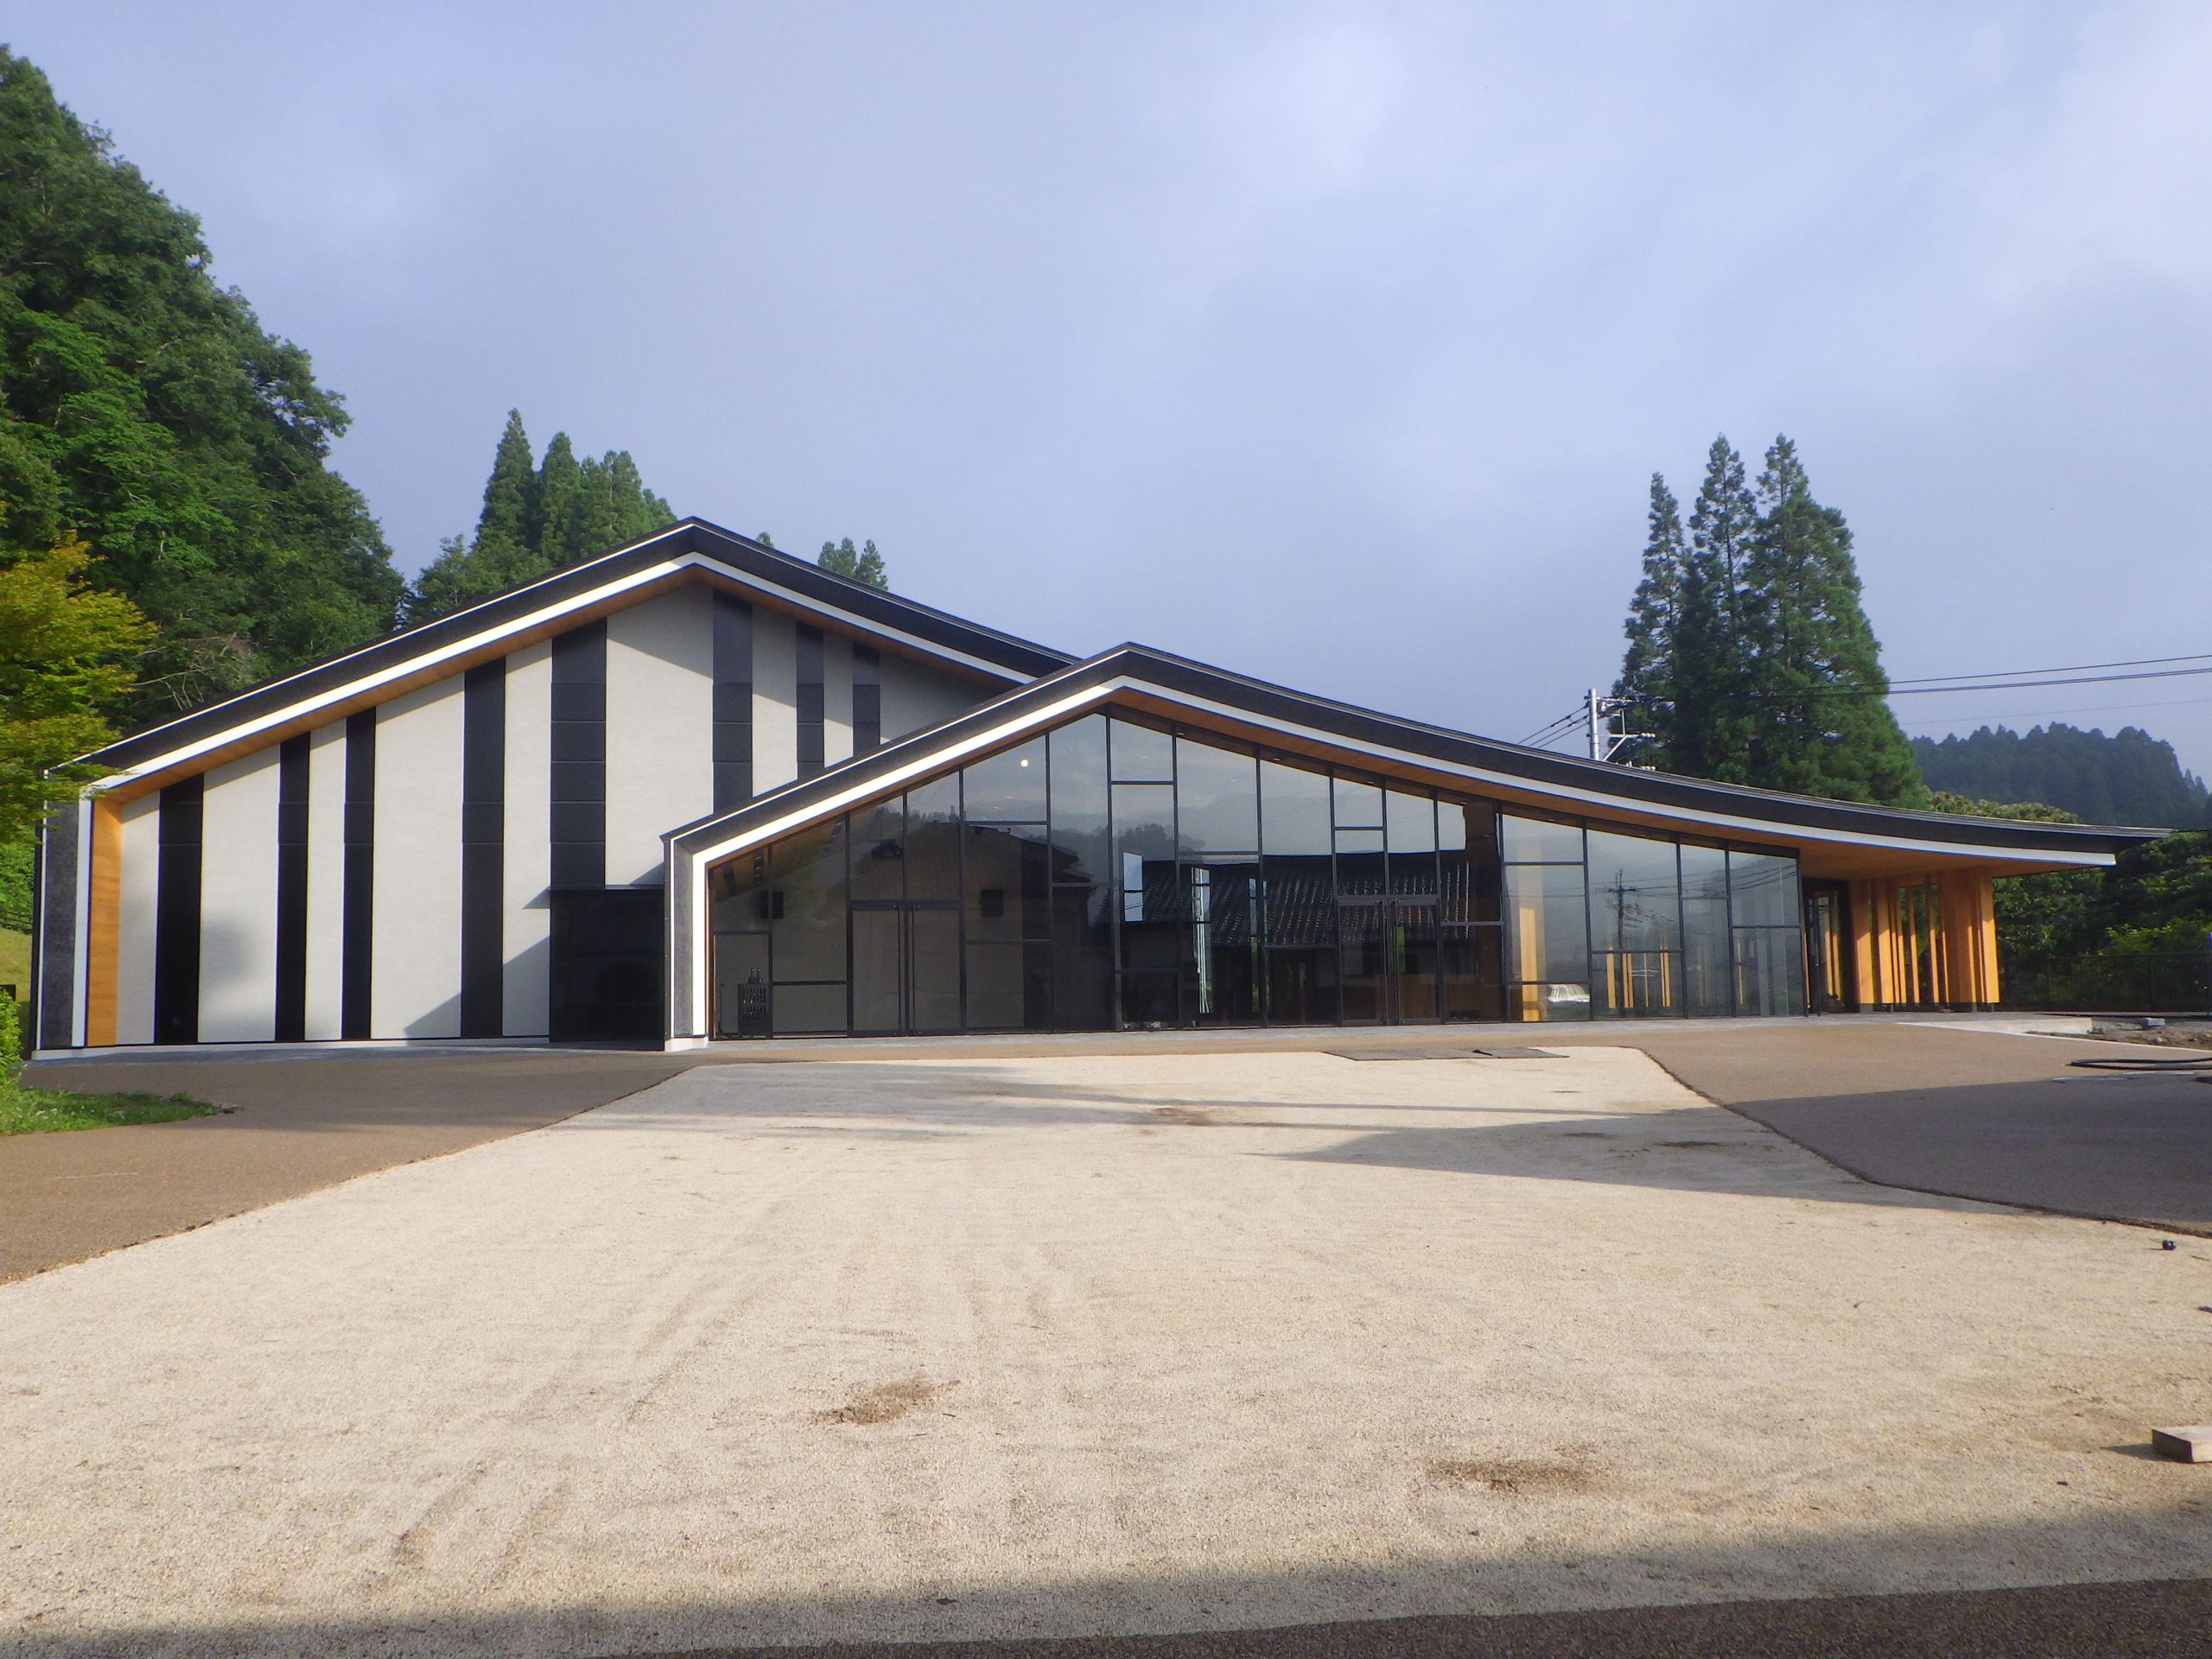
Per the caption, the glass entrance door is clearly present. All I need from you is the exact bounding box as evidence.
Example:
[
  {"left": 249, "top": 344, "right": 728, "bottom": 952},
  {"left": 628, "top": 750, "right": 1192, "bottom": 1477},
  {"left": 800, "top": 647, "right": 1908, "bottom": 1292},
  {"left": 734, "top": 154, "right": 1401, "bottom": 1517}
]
[
  {"left": 1338, "top": 899, "right": 1441, "bottom": 1024},
  {"left": 1802, "top": 881, "right": 1854, "bottom": 1014},
  {"left": 851, "top": 903, "right": 961, "bottom": 1035}
]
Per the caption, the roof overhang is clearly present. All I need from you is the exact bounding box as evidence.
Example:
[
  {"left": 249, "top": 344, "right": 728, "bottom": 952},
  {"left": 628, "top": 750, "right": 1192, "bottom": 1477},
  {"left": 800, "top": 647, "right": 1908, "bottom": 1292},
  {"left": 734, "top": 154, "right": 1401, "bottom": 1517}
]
[
  {"left": 75, "top": 518, "right": 1072, "bottom": 802},
  {"left": 667, "top": 645, "right": 2164, "bottom": 875}
]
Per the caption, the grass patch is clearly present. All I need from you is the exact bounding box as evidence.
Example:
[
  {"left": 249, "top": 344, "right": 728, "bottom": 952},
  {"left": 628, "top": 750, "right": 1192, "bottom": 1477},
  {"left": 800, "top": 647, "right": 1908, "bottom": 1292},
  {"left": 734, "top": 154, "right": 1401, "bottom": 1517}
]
[
  {"left": 0, "top": 927, "right": 29, "bottom": 1002},
  {"left": 0, "top": 1084, "right": 224, "bottom": 1135}
]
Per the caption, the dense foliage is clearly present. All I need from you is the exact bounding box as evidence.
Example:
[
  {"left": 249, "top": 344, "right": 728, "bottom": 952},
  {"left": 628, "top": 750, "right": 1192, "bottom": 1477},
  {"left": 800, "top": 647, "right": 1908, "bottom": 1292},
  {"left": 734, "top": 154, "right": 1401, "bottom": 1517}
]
[
  {"left": 1614, "top": 436, "right": 1921, "bottom": 805},
  {"left": 1914, "top": 724, "right": 2209, "bottom": 830},
  {"left": 0, "top": 48, "right": 402, "bottom": 717},
  {"left": 405, "top": 410, "right": 674, "bottom": 622},
  {"left": 817, "top": 537, "right": 887, "bottom": 588}
]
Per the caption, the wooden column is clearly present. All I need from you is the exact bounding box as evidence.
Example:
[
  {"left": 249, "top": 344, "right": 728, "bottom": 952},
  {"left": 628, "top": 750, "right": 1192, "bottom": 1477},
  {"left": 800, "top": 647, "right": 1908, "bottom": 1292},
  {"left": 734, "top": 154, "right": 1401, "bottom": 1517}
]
[
  {"left": 1847, "top": 879, "right": 1878, "bottom": 1011},
  {"left": 84, "top": 795, "right": 121, "bottom": 1048}
]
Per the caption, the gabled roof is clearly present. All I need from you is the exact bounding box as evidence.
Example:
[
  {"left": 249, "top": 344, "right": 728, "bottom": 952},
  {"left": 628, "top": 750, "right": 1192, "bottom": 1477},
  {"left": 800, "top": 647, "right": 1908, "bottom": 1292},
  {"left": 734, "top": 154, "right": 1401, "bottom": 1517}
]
[
  {"left": 82, "top": 518, "right": 1073, "bottom": 788},
  {"left": 666, "top": 643, "right": 2166, "bottom": 873}
]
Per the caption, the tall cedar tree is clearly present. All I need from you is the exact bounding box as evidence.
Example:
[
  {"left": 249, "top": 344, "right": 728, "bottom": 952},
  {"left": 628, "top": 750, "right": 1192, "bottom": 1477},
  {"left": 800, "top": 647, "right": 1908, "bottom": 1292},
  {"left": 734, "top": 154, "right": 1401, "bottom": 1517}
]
[
  {"left": 817, "top": 537, "right": 887, "bottom": 588},
  {"left": 1739, "top": 438, "right": 1921, "bottom": 804},
  {"left": 1614, "top": 435, "right": 1920, "bottom": 805},
  {"left": 406, "top": 414, "right": 674, "bottom": 622},
  {"left": 0, "top": 49, "right": 401, "bottom": 717}
]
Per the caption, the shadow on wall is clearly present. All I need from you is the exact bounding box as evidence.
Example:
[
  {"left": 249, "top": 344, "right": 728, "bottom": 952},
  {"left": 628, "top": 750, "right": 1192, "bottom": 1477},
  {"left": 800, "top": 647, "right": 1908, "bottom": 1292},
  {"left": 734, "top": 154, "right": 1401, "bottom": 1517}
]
[{"left": 12, "top": 1516, "right": 2211, "bottom": 1659}]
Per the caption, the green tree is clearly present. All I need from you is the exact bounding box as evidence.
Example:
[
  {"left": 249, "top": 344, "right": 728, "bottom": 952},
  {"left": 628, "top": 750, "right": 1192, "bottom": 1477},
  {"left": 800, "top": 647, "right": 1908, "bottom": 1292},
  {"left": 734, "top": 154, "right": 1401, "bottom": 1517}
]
[
  {"left": 1912, "top": 724, "right": 2209, "bottom": 830},
  {"left": 1738, "top": 437, "right": 1923, "bottom": 804},
  {"left": 404, "top": 419, "right": 673, "bottom": 623},
  {"left": 818, "top": 537, "right": 887, "bottom": 588},
  {"left": 0, "top": 49, "right": 401, "bottom": 717},
  {"left": 0, "top": 534, "right": 152, "bottom": 843},
  {"left": 1613, "top": 475, "right": 1683, "bottom": 762}
]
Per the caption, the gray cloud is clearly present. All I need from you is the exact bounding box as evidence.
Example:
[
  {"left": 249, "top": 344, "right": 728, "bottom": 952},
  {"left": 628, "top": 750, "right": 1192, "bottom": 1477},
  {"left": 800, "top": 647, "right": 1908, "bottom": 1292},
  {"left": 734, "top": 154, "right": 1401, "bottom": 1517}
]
[{"left": 20, "top": 0, "right": 2212, "bottom": 777}]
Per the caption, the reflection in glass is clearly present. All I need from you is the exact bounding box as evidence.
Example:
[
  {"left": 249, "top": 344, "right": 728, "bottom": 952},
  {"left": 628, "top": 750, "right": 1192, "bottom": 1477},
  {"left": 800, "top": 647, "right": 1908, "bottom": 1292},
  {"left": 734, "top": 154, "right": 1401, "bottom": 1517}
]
[
  {"left": 1728, "top": 850, "right": 1799, "bottom": 928},
  {"left": 849, "top": 798, "right": 905, "bottom": 903},
  {"left": 1440, "top": 800, "right": 1501, "bottom": 924},
  {"left": 1389, "top": 791, "right": 1438, "bottom": 897},
  {"left": 1052, "top": 887, "right": 1115, "bottom": 1028},
  {"left": 1681, "top": 843, "right": 1732, "bottom": 1017},
  {"left": 1334, "top": 827, "right": 1386, "bottom": 897},
  {"left": 966, "top": 941, "right": 1051, "bottom": 1029},
  {"left": 963, "top": 823, "right": 1049, "bottom": 941},
  {"left": 1189, "top": 859, "right": 1263, "bottom": 1024},
  {"left": 1586, "top": 830, "right": 1681, "bottom": 953},
  {"left": 771, "top": 820, "right": 847, "bottom": 982},
  {"left": 1733, "top": 927, "right": 1806, "bottom": 1015},
  {"left": 1503, "top": 861, "right": 1587, "bottom": 987},
  {"left": 1332, "top": 775, "right": 1382, "bottom": 828},
  {"left": 1048, "top": 715, "right": 1110, "bottom": 888},
  {"left": 1500, "top": 815, "right": 1583, "bottom": 863},
  {"left": 1261, "top": 760, "right": 1332, "bottom": 855},
  {"left": 1440, "top": 925, "right": 1504, "bottom": 1021},
  {"left": 963, "top": 737, "right": 1047, "bottom": 822},
  {"left": 905, "top": 776, "right": 963, "bottom": 903},
  {"left": 711, "top": 929, "right": 771, "bottom": 1038},
  {"left": 1176, "top": 737, "right": 1259, "bottom": 854},
  {"left": 1109, "top": 717, "right": 1174, "bottom": 783}
]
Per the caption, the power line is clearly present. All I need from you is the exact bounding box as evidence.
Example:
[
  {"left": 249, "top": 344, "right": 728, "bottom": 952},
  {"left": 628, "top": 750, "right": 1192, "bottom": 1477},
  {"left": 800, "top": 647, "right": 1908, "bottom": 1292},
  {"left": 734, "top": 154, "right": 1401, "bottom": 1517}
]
[{"left": 1886, "top": 649, "right": 2212, "bottom": 688}]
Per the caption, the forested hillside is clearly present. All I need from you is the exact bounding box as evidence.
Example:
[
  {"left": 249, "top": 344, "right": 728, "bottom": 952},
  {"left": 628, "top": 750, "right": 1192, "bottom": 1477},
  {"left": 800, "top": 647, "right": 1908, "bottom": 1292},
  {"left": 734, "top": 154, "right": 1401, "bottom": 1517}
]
[
  {"left": 0, "top": 49, "right": 403, "bottom": 721},
  {"left": 1912, "top": 724, "right": 2210, "bottom": 830}
]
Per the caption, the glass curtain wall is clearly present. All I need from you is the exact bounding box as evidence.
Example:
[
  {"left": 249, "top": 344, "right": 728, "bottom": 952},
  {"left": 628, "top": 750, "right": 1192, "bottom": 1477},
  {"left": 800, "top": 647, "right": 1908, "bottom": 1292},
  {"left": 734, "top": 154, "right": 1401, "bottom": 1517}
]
[{"left": 706, "top": 713, "right": 1807, "bottom": 1036}]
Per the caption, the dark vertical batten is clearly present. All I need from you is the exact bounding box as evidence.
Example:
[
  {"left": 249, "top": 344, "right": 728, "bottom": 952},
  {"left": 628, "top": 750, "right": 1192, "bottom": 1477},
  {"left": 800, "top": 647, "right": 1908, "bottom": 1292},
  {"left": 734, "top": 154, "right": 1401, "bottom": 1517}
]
[
  {"left": 153, "top": 775, "right": 204, "bottom": 1046},
  {"left": 796, "top": 623, "right": 825, "bottom": 779},
  {"left": 34, "top": 804, "right": 80, "bottom": 1050},
  {"left": 274, "top": 737, "right": 310, "bottom": 1042},
  {"left": 852, "top": 644, "right": 881, "bottom": 755},
  {"left": 550, "top": 621, "right": 607, "bottom": 889},
  {"left": 712, "top": 592, "right": 754, "bottom": 813},
  {"left": 341, "top": 711, "right": 377, "bottom": 1039},
  {"left": 461, "top": 660, "right": 507, "bottom": 1035}
]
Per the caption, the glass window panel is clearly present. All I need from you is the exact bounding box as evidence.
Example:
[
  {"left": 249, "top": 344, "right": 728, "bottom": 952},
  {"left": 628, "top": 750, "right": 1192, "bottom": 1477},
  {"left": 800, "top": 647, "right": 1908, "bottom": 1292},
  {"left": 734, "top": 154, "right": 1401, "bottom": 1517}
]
[
  {"left": 1503, "top": 861, "right": 1588, "bottom": 985},
  {"left": 1440, "top": 925, "right": 1504, "bottom": 1022},
  {"left": 1585, "top": 830, "right": 1681, "bottom": 953},
  {"left": 963, "top": 737, "right": 1048, "bottom": 822},
  {"left": 1332, "top": 775, "right": 1382, "bottom": 829},
  {"left": 1052, "top": 888, "right": 1116, "bottom": 1030},
  {"left": 1728, "top": 850, "right": 1800, "bottom": 928},
  {"left": 1265, "top": 944, "right": 1338, "bottom": 1025},
  {"left": 1338, "top": 901, "right": 1386, "bottom": 1022},
  {"left": 909, "top": 907, "right": 962, "bottom": 1033},
  {"left": 850, "top": 908, "right": 901, "bottom": 1033},
  {"left": 965, "top": 942, "right": 1052, "bottom": 1031},
  {"left": 849, "top": 798, "right": 905, "bottom": 903},
  {"left": 1516, "top": 982, "right": 1594, "bottom": 1021},
  {"left": 770, "top": 820, "right": 847, "bottom": 982},
  {"left": 1733, "top": 926, "right": 1807, "bottom": 1016},
  {"left": 772, "top": 981, "right": 849, "bottom": 1035},
  {"left": 1109, "top": 717, "right": 1175, "bottom": 783},
  {"left": 1188, "top": 859, "right": 1263, "bottom": 1025},
  {"left": 1334, "top": 827, "right": 1385, "bottom": 898},
  {"left": 1175, "top": 736, "right": 1259, "bottom": 855},
  {"left": 1262, "top": 855, "right": 1335, "bottom": 949},
  {"left": 1592, "top": 950, "right": 1681, "bottom": 1018},
  {"left": 709, "top": 849, "right": 771, "bottom": 931},
  {"left": 1385, "top": 791, "right": 1436, "bottom": 853},
  {"left": 1500, "top": 814, "right": 1583, "bottom": 863},
  {"left": 904, "top": 776, "right": 962, "bottom": 903},
  {"left": 1261, "top": 760, "right": 1332, "bottom": 856},
  {"left": 1047, "top": 715, "right": 1110, "bottom": 888},
  {"left": 1439, "top": 799, "right": 1501, "bottom": 925},
  {"left": 963, "top": 825, "right": 1050, "bottom": 942}
]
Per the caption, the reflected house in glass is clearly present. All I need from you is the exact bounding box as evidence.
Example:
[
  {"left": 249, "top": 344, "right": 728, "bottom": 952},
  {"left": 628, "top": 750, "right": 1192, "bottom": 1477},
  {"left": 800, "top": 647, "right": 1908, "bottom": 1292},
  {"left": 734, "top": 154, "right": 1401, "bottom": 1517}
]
[{"left": 34, "top": 519, "right": 2165, "bottom": 1053}]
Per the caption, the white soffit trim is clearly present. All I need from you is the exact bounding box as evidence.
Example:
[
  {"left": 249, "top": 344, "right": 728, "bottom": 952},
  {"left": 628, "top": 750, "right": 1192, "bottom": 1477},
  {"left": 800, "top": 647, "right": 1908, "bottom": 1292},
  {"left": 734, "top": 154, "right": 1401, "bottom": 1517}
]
[
  {"left": 71, "top": 798, "right": 92, "bottom": 1050},
  {"left": 92, "top": 550, "right": 1032, "bottom": 790},
  {"left": 683, "top": 675, "right": 2118, "bottom": 873}
]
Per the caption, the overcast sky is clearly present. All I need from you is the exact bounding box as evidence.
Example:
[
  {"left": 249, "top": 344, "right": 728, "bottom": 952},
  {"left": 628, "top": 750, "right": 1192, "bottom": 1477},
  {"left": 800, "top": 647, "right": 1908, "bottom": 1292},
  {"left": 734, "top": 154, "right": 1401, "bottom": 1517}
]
[{"left": 18, "top": 3, "right": 2212, "bottom": 779}]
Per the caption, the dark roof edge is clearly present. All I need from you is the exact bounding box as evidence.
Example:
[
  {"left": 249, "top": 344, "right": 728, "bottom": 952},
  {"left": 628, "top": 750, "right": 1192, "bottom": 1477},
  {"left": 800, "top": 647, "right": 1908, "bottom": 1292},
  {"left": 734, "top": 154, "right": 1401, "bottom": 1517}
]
[
  {"left": 667, "top": 645, "right": 2166, "bottom": 859},
  {"left": 83, "top": 518, "right": 1072, "bottom": 774}
]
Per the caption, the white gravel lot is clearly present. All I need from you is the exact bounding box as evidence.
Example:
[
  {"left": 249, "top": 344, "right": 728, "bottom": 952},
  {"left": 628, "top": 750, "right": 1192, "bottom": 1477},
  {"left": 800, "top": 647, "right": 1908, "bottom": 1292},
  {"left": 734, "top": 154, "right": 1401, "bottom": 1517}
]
[{"left": 3, "top": 1046, "right": 2209, "bottom": 1658}]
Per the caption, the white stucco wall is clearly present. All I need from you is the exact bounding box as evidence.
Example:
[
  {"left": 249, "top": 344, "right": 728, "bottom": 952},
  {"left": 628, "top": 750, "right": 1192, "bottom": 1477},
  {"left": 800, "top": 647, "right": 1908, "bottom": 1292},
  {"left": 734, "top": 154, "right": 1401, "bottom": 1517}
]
[
  {"left": 112, "top": 792, "right": 158, "bottom": 1045},
  {"left": 504, "top": 641, "right": 553, "bottom": 1033},
  {"left": 372, "top": 677, "right": 465, "bottom": 1039},
  {"left": 880, "top": 651, "right": 986, "bottom": 741},
  {"left": 606, "top": 587, "right": 715, "bottom": 885},
  {"left": 823, "top": 632, "right": 854, "bottom": 766},
  {"left": 197, "top": 748, "right": 281, "bottom": 1043}
]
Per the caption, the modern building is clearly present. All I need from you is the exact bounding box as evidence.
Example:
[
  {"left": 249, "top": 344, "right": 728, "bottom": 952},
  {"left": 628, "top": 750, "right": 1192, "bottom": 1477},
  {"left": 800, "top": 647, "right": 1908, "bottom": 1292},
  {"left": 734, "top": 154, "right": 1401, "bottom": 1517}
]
[{"left": 32, "top": 521, "right": 2162, "bottom": 1052}]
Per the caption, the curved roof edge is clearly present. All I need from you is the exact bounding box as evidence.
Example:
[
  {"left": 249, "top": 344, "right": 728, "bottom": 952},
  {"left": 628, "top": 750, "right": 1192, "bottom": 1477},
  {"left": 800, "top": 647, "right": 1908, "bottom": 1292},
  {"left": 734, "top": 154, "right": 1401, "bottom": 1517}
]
[
  {"left": 80, "top": 518, "right": 1074, "bottom": 779},
  {"left": 666, "top": 643, "right": 2166, "bottom": 865}
]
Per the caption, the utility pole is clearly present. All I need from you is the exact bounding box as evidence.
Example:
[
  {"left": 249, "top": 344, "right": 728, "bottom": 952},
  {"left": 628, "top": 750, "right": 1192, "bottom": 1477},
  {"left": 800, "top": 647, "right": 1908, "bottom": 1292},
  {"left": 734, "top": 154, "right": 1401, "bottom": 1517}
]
[{"left": 1586, "top": 689, "right": 1640, "bottom": 764}]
